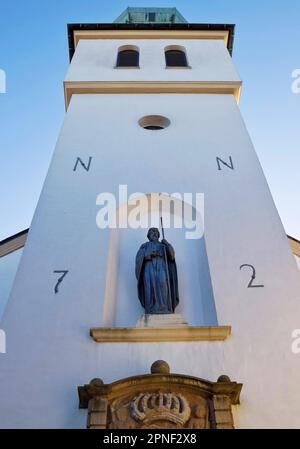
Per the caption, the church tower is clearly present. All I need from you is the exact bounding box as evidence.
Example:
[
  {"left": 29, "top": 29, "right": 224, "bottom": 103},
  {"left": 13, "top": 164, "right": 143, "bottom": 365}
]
[{"left": 1, "top": 8, "right": 300, "bottom": 429}]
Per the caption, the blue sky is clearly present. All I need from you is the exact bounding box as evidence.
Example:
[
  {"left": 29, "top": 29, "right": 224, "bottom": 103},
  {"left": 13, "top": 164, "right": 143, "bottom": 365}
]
[{"left": 0, "top": 0, "right": 299, "bottom": 240}]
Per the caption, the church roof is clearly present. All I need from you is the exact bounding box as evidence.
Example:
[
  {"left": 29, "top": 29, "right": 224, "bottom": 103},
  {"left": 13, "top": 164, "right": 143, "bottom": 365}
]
[
  {"left": 0, "top": 228, "right": 28, "bottom": 257},
  {"left": 288, "top": 235, "right": 300, "bottom": 258},
  {"left": 114, "top": 7, "right": 187, "bottom": 24}
]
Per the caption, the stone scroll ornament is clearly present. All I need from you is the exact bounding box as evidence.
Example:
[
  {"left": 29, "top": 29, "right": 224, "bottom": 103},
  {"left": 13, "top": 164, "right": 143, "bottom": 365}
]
[{"left": 135, "top": 222, "right": 179, "bottom": 315}]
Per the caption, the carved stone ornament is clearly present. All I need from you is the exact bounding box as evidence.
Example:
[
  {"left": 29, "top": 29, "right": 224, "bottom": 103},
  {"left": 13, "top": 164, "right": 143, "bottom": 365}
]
[
  {"left": 77, "top": 360, "right": 242, "bottom": 429},
  {"left": 131, "top": 392, "right": 191, "bottom": 427}
]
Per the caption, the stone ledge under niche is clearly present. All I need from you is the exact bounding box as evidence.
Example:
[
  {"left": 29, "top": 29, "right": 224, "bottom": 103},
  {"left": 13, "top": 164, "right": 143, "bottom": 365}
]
[{"left": 90, "top": 325, "right": 231, "bottom": 343}]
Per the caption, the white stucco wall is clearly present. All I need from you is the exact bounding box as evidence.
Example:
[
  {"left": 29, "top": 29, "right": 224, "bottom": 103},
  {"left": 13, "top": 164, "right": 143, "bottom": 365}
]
[
  {"left": 0, "top": 249, "right": 23, "bottom": 322},
  {"left": 1, "top": 92, "right": 300, "bottom": 428},
  {"left": 65, "top": 39, "right": 240, "bottom": 83}
]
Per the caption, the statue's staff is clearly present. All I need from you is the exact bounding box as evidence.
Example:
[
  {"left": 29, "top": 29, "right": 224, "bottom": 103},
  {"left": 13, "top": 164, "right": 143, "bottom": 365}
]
[{"left": 160, "top": 217, "right": 172, "bottom": 309}]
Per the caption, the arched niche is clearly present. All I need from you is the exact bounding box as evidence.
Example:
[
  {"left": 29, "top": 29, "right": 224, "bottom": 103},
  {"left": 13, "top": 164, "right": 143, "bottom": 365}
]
[{"left": 101, "top": 193, "right": 218, "bottom": 327}]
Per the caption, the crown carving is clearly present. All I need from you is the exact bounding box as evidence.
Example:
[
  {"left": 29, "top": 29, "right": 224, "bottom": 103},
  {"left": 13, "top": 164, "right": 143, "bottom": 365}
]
[{"left": 130, "top": 392, "right": 191, "bottom": 426}]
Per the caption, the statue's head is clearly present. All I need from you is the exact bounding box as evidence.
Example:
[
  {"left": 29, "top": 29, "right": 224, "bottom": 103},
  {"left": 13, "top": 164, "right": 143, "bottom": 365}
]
[{"left": 147, "top": 227, "right": 160, "bottom": 242}]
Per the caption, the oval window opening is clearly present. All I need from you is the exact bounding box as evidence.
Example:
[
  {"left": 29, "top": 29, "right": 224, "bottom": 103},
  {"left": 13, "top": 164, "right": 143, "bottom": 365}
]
[{"left": 139, "top": 115, "right": 170, "bottom": 130}]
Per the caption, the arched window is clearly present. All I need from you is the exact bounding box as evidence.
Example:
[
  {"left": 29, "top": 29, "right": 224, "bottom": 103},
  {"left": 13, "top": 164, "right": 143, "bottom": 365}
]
[
  {"left": 165, "top": 46, "right": 188, "bottom": 68},
  {"left": 116, "top": 46, "right": 139, "bottom": 68}
]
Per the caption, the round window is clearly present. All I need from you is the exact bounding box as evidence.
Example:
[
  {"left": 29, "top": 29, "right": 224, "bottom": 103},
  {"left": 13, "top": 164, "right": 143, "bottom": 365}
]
[{"left": 138, "top": 115, "right": 170, "bottom": 130}]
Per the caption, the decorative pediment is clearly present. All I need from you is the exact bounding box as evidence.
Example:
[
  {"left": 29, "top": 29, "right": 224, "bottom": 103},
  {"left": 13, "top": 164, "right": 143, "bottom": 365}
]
[{"left": 78, "top": 360, "right": 242, "bottom": 429}]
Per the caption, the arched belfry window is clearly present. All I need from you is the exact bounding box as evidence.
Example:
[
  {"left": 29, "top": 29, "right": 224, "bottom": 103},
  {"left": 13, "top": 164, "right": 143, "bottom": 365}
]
[
  {"left": 165, "top": 46, "right": 189, "bottom": 68},
  {"left": 116, "top": 45, "right": 139, "bottom": 68}
]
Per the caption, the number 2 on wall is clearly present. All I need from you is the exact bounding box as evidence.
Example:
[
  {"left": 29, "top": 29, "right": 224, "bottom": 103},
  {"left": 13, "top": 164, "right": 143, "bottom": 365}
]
[{"left": 239, "top": 264, "right": 264, "bottom": 288}]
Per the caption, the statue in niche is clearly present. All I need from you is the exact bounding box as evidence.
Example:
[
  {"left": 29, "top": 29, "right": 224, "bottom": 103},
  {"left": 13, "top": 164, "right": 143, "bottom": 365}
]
[{"left": 135, "top": 227, "right": 179, "bottom": 314}]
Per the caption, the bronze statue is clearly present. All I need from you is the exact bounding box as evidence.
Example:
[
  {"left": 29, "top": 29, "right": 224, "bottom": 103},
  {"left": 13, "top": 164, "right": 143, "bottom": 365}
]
[{"left": 135, "top": 227, "right": 179, "bottom": 314}]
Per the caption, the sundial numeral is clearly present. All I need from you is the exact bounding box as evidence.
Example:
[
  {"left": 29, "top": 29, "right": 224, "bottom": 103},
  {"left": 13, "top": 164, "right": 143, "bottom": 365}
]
[
  {"left": 216, "top": 156, "right": 234, "bottom": 171},
  {"left": 239, "top": 264, "right": 264, "bottom": 288},
  {"left": 73, "top": 157, "right": 92, "bottom": 172},
  {"left": 53, "top": 270, "right": 69, "bottom": 294}
]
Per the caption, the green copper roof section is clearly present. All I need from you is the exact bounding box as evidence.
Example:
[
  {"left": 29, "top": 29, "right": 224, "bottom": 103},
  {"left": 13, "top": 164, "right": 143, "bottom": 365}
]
[{"left": 114, "top": 7, "right": 187, "bottom": 24}]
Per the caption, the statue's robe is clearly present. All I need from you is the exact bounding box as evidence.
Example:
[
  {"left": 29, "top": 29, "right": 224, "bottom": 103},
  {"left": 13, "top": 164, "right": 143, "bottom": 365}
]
[{"left": 135, "top": 240, "right": 179, "bottom": 314}]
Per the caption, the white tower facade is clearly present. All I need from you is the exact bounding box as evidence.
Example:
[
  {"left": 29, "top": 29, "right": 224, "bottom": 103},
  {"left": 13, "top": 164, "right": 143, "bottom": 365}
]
[{"left": 1, "top": 9, "right": 300, "bottom": 428}]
